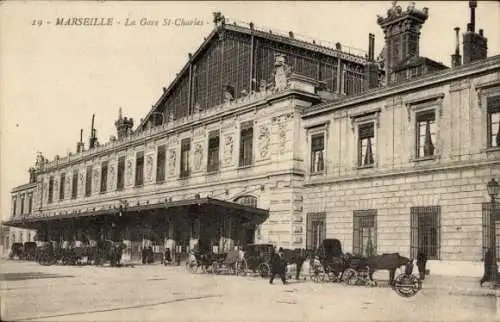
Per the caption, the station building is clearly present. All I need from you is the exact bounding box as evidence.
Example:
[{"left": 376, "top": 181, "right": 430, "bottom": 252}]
[{"left": 4, "top": 2, "right": 500, "bottom": 273}]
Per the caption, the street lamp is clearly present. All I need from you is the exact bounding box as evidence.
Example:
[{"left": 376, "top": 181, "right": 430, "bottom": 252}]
[{"left": 486, "top": 178, "right": 500, "bottom": 285}]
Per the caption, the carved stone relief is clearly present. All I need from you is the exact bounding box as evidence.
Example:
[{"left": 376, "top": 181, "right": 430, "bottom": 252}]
[
  {"left": 272, "top": 112, "right": 294, "bottom": 155},
  {"left": 145, "top": 154, "right": 154, "bottom": 182},
  {"left": 258, "top": 125, "right": 270, "bottom": 160},
  {"left": 168, "top": 135, "right": 179, "bottom": 146},
  {"left": 93, "top": 168, "right": 100, "bottom": 191},
  {"left": 53, "top": 178, "right": 59, "bottom": 197},
  {"left": 65, "top": 175, "right": 71, "bottom": 196},
  {"left": 223, "top": 134, "right": 234, "bottom": 167},
  {"left": 167, "top": 149, "right": 176, "bottom": 177},
  {"left": 193, "top": 142, "right": 204, "bottom": 171},
  {"left": 126, "top": 159, "right": 134, "bottom": 185},
  {"left": 108, "top": 165, "right": 116, "bottom": 191},
  {"left": 193, "top": 127, "right": 206, "bottom": 138},
  {"left": 78, "top": 172, "right": 85, "bottom": 195}
]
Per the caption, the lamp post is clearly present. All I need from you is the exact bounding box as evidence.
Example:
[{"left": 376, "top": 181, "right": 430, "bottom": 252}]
[{"left": 486, "top": 178, "right": 500, "bottom": 285}]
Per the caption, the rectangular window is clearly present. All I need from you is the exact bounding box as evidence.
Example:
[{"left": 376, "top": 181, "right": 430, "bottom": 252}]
[
  {"left": 59, "top": 173, "right": 65, "bottom": 200},
  {"left": 85, "top": 166, "right": 92, "bottom": 197},
  {"left": 207, "top": 130, "right": 220, "bottom": 172},
  {"left": 410, "top": 206, "right": 441, "bottom": 260},
  {"left": 239, "top": 121, "right": 253, "bottom": 167},
  {"left": 20, "top": 195, "right": 25, "bottom": 214},
  {"left": 48, "top": 176, "right": 54, "bottom": 203},
  {"left": 415, "top": 110, "right": 436, "bottom": 158},
  {"left": 487, "top": 95, "right": 500, "bottom": 148},
  {"left": 100, "top": 161, "right": 108, "bottom": 193},
  {"left": 72, "top": 170, "right": 78, "bottom": 199},
  {"left": 353, "top": 210, "right": 377, "bottom": 256},
  {"left": 28, "top": 194, "right": 32, "bottom": 213},
  {"left": 180, "top": 138, "right": 191, "bottom": 178},
  {"left": 358, "top": 123, "right": 375, "bottom": 166},
  {"left": 310, "top": 133, "right": 325, "bottom": 173},
  {"left": 135, "top": 152, "right": 144, "bottom": 186},
  {"left": 306, "top": 212, "right": 326, "bottom": 250},
  {"left": 117, "top": 156, "right": 125, "bottom": 190},
  {"left": 156, "top": 145, "right": 166, "bottom": 182}
]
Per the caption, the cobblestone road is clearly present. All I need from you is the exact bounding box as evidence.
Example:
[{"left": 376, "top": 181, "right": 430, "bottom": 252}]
[{"left": 1, "top": 260, "right": 498, "bottom": 322}]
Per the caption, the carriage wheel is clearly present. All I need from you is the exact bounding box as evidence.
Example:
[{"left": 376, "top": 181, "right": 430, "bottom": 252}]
[
  {"left": 343, "top": 268, "right": 358, "bottom": 285},
  {"left": 258, "top": 263, "right": 270, "bottom": 278},
  {"left": 326, "top": 270, "right": 340, "bottom": 283},
  {"left": 186, "top": 260, "right": 198, "bottom": 273},
  {"left": 237, "top": 259, "right": 248, "bottom": 276},
  {"left": 212, "top": 261, "right": 220, "bottom": 275},
  {"left": 312, "top": 269, "right": 326, "bottom": 283},
  {"left": 393, "top": 274, "right": 421, "bottom": 297}
]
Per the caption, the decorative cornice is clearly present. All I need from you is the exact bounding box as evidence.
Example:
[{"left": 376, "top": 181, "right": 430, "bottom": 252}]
[
  {"left": 475, "top": 79, "right": 500, "bottom": 108},
  {"left": 349, "top": 108, "right": 381, "bottom": 131},
  {"left": 304, "top": 159, "right": 500, "bottom": 187},
  {"left": 404, "top": 92, "right": 445, "bottom": 106},
  {"left": 303, "top": 55, "right": 500, "bottom": 119},
  {"left": 405, "top": 92, "right": 445, "bottom": 121}
]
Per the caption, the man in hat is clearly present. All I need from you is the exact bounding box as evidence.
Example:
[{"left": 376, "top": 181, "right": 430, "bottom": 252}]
[
  {"left": 270, "top": 247, "right": 287, "bottom": 285},
  {"left": 416, "top": 250, "right": 428, "bottom": 281}
]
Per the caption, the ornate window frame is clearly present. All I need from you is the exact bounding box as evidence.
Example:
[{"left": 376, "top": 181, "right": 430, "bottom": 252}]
[
  {"left": 475, "top": 80, "right": 500, "bottom": 152},
  {"left": 305, "top": 121, "right": 330, "bottom": 176},
  {"left": 349, "top": 108, "right": 380, "bottom": 169},
  {"left": 405, "top": 93, "right": 444, "bottom": 162}
]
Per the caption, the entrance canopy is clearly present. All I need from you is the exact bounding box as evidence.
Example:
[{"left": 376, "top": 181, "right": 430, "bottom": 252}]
[{"left": 1, "top": 196, "right": 269, "bottom": 229}]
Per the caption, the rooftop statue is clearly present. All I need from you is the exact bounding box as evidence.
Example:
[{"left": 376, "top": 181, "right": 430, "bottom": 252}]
[
  {"left": 35, "top": 151, "right": 46, "bottom": 169},
  {"left": 274, "top": 53, "right": 293, "bottom": 92},
  {"left": 212, "top": 12, "right": 226, "bottom": 26}
]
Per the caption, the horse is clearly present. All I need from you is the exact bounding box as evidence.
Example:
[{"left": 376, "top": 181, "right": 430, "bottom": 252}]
[
  {"left": 95, "top": 240, "right": 126, "bottom": 267},
  {"left": 281, "top": 248, "right": 311, "bottom": 280},
  {"left": 364, "top": 253, "right": 410, "bottom": 285}
]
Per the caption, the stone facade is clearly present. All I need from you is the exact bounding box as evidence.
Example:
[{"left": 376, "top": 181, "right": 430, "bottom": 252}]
[
  {"left": 5, "top": 3, "right": 500, "bottom": 266},
  {"left": 300, "top": 57, "right": 500, "bottom": 262}
]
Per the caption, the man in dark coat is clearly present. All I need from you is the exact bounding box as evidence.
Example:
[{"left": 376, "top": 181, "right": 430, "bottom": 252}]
[
  {"left": 416, "top": 250, "right": 428, "bottom": 280},
  {"left": 270, "top": 247, "right": 287, "bottom": 285},
  {"left": 480, "top": 248, "right": 497, "bottom": 286}
]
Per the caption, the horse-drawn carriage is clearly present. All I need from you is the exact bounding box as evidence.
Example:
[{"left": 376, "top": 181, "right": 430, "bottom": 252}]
[
  {"left": 243, "top": 244, "right": 275, "bottom": 277},
  {"left": 9, "top": 243, "right": 25, "bottom": 260},
  {"left": 187, "top": 248, "right": 247, "bottom": 276},
  {"left": 37, "top": 240, "right": 125, "bottom": 267},
  {"left": 314, "top": 238, "right": 416, "bottom": 290}
]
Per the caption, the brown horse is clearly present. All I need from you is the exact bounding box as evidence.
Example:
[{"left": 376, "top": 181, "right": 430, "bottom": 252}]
[{"left": 365, "top": 253, "right": 410, "bottom": 285}]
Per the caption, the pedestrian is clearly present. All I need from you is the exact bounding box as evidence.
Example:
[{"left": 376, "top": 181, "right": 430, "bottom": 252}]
[
  {"left": 270, "top": 247, "right": 287, "bottom": 285},
  {"left": 416, "top": 250, "right": 428, "bottom": 280},
  {"left": 480, "top": 248, "right": 497, "bottom": 286}
]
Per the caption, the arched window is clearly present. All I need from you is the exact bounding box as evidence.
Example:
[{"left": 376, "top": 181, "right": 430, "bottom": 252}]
[{"left": 234, "top": 195, "right": 257, "bottom": 208}]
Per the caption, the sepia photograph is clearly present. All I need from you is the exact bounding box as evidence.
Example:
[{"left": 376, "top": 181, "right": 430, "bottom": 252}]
[{"left": 1, "top": 1, "right": 500, "bottom": 321}]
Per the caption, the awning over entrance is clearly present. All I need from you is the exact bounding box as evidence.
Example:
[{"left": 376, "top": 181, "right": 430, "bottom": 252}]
[{"left": 1, "top": 196, "right": 269, "bottom": 229}]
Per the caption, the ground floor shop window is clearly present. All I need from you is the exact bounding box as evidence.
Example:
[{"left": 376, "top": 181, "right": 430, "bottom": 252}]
[
  {"left": 482, "top": 202, "right": 500, "bottom": 259},
  {"left": 410, "top": 206, "right": 440, "bottom": 260},
  {"left": 306, "top": 212, "right": 326, "bottom": 250},
  {"left": 353, "top": 209, "right": 377, "bottom": 256}
]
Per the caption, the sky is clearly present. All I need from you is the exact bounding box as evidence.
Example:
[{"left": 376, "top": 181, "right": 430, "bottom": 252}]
[{"left": 1, "top": 1, "right": 499, "bottom": 221}]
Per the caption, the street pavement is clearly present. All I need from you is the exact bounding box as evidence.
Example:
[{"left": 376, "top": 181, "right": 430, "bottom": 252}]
[{"left": 1, "top": 260, "right": 499, "bottom": 322}]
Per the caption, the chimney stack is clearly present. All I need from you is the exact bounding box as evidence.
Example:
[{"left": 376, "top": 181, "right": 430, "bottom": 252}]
[
  {"left": 115, "top": 107, "right": 134, "bottom": 140},
  {"left": 463, "top": 0, "right": 487, "bottom": 64},
  {"left": 451, "top": 27, "right": 462, "bottom": 68},
  {"left": 369, "top": 33, "right": 375, "bottom": 61},
  {"left": 76, "top": 129, "right": 84, "bottom": 153},
  {"left": 365, "top": 33, "right": 379, "bottom": 90},
  {"left": 89, "top": 114, "right": 97, "bottom": 149}
]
